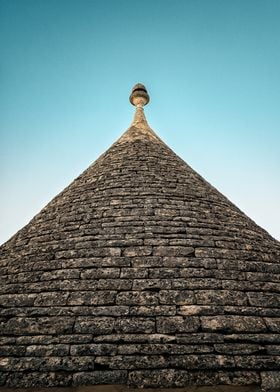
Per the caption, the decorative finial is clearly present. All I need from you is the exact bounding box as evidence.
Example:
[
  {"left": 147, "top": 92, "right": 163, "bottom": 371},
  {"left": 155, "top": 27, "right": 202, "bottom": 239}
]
[{"left": 129, "top": 83, "right": 150, "bottom": 107}]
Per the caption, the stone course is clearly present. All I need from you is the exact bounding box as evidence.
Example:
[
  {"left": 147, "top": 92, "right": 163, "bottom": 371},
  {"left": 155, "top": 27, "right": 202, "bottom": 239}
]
[{"left": 0, "top": 85, "right": 280, "bottom": 390}]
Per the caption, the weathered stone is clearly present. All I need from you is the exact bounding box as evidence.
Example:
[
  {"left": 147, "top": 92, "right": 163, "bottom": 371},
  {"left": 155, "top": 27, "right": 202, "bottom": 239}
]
[
  {"left": 94, "top": 333, "right": 176, "bottom": 343},
  {"left": 95, "top": 354, "right": 167, "bottom": 369},
  {"left": 5, "top": 371, "right": 72, "bottom": 387},
  {"left": 225, "top": 333, "right": 280, "bottom": 344},
  {"left": 63, "top": 256, "right": 131, "bottom": 268},
  {"left": 131, "top": 256, "right": 162, "bottom": 267},
  {"left": 97, "top": 279, "right": 132, "bottom": 290},
  {"left": 266, "top": 345, "right": 280, "bottom": 355},
  {"left": 180, "top": 268, "right": 216, "bottom": 278},
  {"left": 144, "top": 238, "right": 169, "bottom": 246},
  {"left": 157, "top": 316, "right": 200, "bottom": 333},
  {"left": 178, "top": 305, "right": 223, "bottom": 315},
  {"left": 132, "top": 278, "right": 171, "bottom": 290},
  {"left": 159, "top": 290, "right": 195, "bottom": 305},
  {"left": 56, "top": 247, "right": 121, "bottom": 258},
  {"left": 223, "top": 305, "right": 280, "bottom": 317},
  {"left": 70, "top": 305, "right": 129, "bottom": 316},
  {"left": 130, "top": 305, "right": 176, "bottom": 316},
  {"left": 247, "top": 271, "right": 280, "bottom": 282},
  {"left": 176, "top": 333, "right": 224, "bottom": 344},
  {"left": 73, "top": 370, "right": 127, "bottom": 385},
  {"left": 81, "top": 268, "right": 120, "bottom": 279},
  {"left": 265, "top": 318, "right": 280, "bottom": 332},
  {"left": 115, "top": 317, "right": 155, "bottom": 333},
  {"left": 153, "top": 246, "right": 195, "bottom": 256},
  {"left": 68, "top": 291, "right": 116, "bottom": 305},
  {"left": 248, "top": 292, "right": 280, "bottom": 307},
  {"left": 148, "top": 267, "right": 179, "bottom": 278},
  {"left": 218, "top": 371, "right": 260, "bottom": 385},
  {"left": 128, "top": 369, "right": 260, "bottom": 387},
  {"left": 0, "top": 345, "right": 26, "bottom": 356},
  {"left": 214, "top": 343, "right": 263, "bottom": 355},
  {"left": 261, "top": 371, "right": 280, "bottom": 390},
  {"left": 70, "top": 343, "right": 117, "bottom": 356},
  {"left": 180, "top": 257, "right": 217, "bottom": 269},
  {"left": 0, "top": 337, "right": 16, "bottom": 345},
  {"left": 169, "top": 354, "right": 235, "bottom": 369},
  {"left": 0, "top": 316, "right": 74, "bottom": 335},
  {"left": 15, "top": 334, "right": 92, "bottom": 345},
  {"left": 26, "top": 344, "right": 69, "bottom": 356},
  {"left": 74, "top": 317, "right": 114, "bottom": 334},
  {"left": 172, "top": 277, "right": 223, "bottom": 289},
  {"left": 201, "top": 316, "right": 267, "bottom": 333},
  {"left": 0, "top": 293, "right": 37, "bottom": 307},
  {"left": 128, "top": 369, "right": 176, "bottom": 387},
  {"left": 120, "top": 267, "right": 148, "bottom": 278},
  {"left": 34, "top": 292, "right": 69, "bottom": 306},
  {"left": 116, "top": 291, "right": 158, "bottom": 305},
  {"left": 40, "top": 268, "right": 80, "bottom": 281},
  {"left": 55, "top": 334, "right": 93, "bottom": 344},
  {"left": 0, "top": 372, "right": 6, "bottom": 386},
  {"left": 196, "top": 290, "right": 248, "bottom": 305},
  {"left": 118, "top": 343, "right": 213, "bottom": 355},
  {"left": 123, "top": 246, "right": 152, "bottom": 257},
  {"left": 235, "top": 355, "right": 280, "bottom": 369}
]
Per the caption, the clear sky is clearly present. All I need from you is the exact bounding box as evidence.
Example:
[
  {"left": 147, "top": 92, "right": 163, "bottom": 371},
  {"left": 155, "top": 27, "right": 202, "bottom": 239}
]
[{"left": 0, "top": 0, "right": 279, "bottom": 244}]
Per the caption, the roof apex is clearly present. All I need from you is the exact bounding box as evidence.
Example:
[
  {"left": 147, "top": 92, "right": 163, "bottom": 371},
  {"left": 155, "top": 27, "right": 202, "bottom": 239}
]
[{"left": 117, "top": 85, "right": 162, "bottom": 144}]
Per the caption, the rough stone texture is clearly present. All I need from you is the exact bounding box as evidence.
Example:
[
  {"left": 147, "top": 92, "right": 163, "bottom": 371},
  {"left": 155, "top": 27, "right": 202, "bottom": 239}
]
[
  {"left": 0, "top": 386, "right": 263, "bottom": 391},
  {"left": 0, "top": 88, "right": 280, "bottom": 390},
  {"left": 261, "top": 371, "right": 280, "bottom": 390}
]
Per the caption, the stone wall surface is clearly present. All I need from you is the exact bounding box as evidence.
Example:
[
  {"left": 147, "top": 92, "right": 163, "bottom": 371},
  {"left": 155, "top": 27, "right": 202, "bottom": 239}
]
[
  {"left": 0, "top": 119, "right": 280, "bottom": 390},
  {"left": 0, "top": 384, "right": 263, "bottom": 391}
]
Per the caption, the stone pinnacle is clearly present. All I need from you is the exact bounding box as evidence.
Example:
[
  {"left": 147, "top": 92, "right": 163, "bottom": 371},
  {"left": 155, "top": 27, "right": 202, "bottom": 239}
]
[{"left": 129, "top": 83, "right": 150, "bottom": 107}]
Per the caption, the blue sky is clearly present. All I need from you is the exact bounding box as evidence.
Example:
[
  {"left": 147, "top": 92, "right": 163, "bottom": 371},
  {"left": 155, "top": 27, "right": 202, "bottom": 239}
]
[{"left": 0, "top": 0, "right": 279, "bottom": 244}]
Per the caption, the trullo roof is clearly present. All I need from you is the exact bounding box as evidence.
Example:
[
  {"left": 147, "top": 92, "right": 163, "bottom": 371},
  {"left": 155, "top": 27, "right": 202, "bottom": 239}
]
[{"left": 0, "top": 84, "right": 280, "bottom": 391}]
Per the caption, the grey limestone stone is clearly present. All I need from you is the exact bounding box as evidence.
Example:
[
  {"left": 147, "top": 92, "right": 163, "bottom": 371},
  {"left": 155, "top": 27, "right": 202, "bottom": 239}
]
[
  {"left": 70, "top": 343, "right": 117, "bottom": 356},
  {"left": 81, "top": 267, "right": 120, "bottom": 279},
  {"left": 0, "top": 293, "right": 37, "bottom": 307},
  {"left": 123, "top": 246, "right": 152, "bottom": 257},
  {"left": 261, "top": 371, "right": 280, "bottom": 390},
  {"left": 72, "top": 370, "right": 127, "bottom": 385},
  {"left": 26, "top": 344, "right": 69, "bottom": 356},
  {"left": 34, "top": 292, "right": 69, "bottom": 306},
  {"left": 120, "top": 267, "right": 148, "bottom": 278},
  {"left": 68, "top": 291, "right": 116, "bottom": 305},
  {"left": 5, "top": 371, "right": 72, "bottom": 387},
  {"left": 178, "top": 304, "right": 223, "bottom": 315},
  {"left": 74, "top": 317, "right": 114, "bottom": 334},
  {"left": 248, "top": 292, "right": 280, "bottom": 308},
  {"left": 129, "top": 305, "right": 176, "bottom": 316},
  {"left": 0, "top": 316, "right": 74, "bottom": 335},
  {"left": 153, "top": 246, "right": 195, "bottom": 256},
  {"left": 196, "top": 290, "right": 248, "bottom": 305},
  {"left": 214, "top": 343, "right": 263, "bottom": 355},
  {"left": 116, "top": 291, "right": 158, "bottom": 305},
  {"left": 115, "top": 317, "right": 155, "bottom": 333},
  {"left": 132, "top": 278, "right": 172, "bottom": 290},
  {"left": 0, "top": 345, "right": 26, "bottom": 356},
  {"left": 159, "top": 289, "right": 195, "bottom": 304},
  {"left": 201, "top": 316, "right": 267, "bottom": 333},
  {"left": 156, "top": 315, "right": 200, "bottom": 333},
  {"left": 265, "top": 318, "right": 280, "bottom": 333},
  {"left": 235, "top": 355, "right": 280, "bottom": 370}
]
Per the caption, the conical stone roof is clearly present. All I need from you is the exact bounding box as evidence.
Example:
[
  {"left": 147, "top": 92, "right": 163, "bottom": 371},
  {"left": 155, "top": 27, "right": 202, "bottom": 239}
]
[{"left": 1, "top": 85, "right": 280, "bottom": 391}]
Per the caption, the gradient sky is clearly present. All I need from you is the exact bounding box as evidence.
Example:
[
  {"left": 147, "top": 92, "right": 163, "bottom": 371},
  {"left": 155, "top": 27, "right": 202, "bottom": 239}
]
[{"left": 0, "top": 0, "right": 280, "bottom": 244}]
